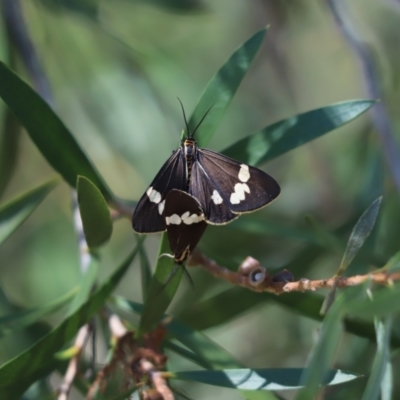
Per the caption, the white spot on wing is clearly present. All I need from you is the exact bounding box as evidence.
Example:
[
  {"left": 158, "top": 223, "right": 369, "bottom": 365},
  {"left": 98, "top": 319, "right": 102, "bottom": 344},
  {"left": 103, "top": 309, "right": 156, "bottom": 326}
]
[
  {"left": 181, "top": 211, "right": 190, "bottom": 220},
  {"left": 146, "top": 187, "right": 161, "bottom": 204},
  {"left": 166, "top": 214, "right": 181, "bottom": 225},
  {"left": 183, "top": 213, "right": 204, "bottom": 225},
  {"left": 158, "top": 200, "right": 165, "bottom": 215},
  {"left": 238, "top": 164, "right": 250, "bottom": 182},
  {"left": 211, "top": 190, "right": 223, "bottom": 205},
  {"left": 230, "top": 183, "right": 250, "bottom": 204}
]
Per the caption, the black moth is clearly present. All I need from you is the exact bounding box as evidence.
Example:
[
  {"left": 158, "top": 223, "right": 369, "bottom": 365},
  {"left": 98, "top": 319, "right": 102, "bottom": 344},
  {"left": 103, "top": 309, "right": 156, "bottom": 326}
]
[
  {"left": 164, "top": 189, "right": 207, "bottom": 264},
  {"left": 132, "top": 102, "right": 280, "bottom": 233}
]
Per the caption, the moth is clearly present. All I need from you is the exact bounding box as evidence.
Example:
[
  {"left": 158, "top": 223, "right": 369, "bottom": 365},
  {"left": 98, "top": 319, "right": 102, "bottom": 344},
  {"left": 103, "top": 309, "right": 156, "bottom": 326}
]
[
  {"left": 132, "top": 102, "right": 280, "bottom": 233},
  {"left": 163, "top": 189, "right": 207, "bottom": 264}
]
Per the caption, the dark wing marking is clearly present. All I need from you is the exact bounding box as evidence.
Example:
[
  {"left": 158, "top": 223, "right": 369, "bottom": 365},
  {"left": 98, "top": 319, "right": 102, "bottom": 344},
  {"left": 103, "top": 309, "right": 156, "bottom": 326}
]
[
  {"left": 189, "top": 155, "right": 238, "bottom": 225},
  {"left": 164, "top": 189, "right": 207, "bottom": 263},
  {"left": 132, "top": 148, "right": 187, "bottom": 233},
  {"left": 191, "top": 148, "right": 280, "bottom": 221}
]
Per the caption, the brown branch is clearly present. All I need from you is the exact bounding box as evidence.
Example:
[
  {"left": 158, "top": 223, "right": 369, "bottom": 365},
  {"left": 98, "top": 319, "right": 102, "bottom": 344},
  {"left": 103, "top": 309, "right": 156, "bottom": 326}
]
[
  {"left": 58, "top": 324, "right": 91, "bottom": 400},
  {"left": 140, "top": 360, "right": 174, "bottom": 400},
  {"left": 187, "top": 251, "right": 399, "bottom": 294}
]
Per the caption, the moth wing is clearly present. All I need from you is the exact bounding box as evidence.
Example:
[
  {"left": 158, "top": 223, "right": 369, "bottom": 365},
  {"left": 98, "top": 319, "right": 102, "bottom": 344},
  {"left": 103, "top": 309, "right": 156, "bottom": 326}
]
[
  {"left": 193, "top": 148, "right": 280, "bottom": 219},
  {"left": 189, "top": 156, "right": 238, "bottom": 225},
  {"left": 132, "top": 149, "right": 187, "bottom": 233},
  {"left": 164, "top": 189, "right": 207, "bottom": 263}
]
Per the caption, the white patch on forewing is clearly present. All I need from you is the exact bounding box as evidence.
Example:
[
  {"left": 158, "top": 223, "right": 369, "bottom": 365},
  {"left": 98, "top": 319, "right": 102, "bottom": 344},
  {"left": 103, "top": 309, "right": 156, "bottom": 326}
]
[
  {"left": 230, "top": 183, "right": 250, "bottom": 204},
  {"left": 211, "top": 190, "right": 223, "bottom": 205},
  {"left": 158, "top": 200, "right": 165, "bottom": 215},
  {"left": 238, "top": 164, "right": 250, "bottom": 182},
  {"left": 146, "top": 187, "right": 161, "bottom": 204},
  {"left": 166, "top": 214, "right": 181, "bottom": 225}
]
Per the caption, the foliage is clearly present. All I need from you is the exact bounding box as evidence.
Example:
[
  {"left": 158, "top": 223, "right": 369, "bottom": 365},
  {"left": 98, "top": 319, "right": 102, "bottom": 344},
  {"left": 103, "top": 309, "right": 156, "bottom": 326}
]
[{"left": 0, "top": 2, "right": 400, "bottom": 400}]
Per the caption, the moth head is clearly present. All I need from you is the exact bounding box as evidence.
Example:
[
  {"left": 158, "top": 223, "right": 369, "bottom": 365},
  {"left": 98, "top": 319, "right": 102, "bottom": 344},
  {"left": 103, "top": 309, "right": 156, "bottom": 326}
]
[{"left": 177, "top": 97, "right": 214, "bottom": 140}]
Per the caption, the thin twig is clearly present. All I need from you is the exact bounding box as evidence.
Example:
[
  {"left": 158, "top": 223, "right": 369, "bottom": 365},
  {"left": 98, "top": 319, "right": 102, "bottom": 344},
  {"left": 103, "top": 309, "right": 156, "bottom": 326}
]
[
  {"left": 326, "top": 0, "right": 400, "bottom": 194},
  {"left": 140, "top": 360, "right": 174, "bottom": 400},
  {"left": 58, "top": 324, "right": 91, "bottom": 400},
  {"left": 188, "top": 251, "right": 400, "bottom": 294}
]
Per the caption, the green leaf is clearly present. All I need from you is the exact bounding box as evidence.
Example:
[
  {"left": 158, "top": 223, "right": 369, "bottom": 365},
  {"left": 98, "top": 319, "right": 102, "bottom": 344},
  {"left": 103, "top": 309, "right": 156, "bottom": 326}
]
[
  {"left": 361, "top": 318, "right": 392, "bottom": 400},
  {"left": 0, "top": 109, "right": 21, "bottom": 197},
  {"left": 77, "top": 176, "right": 113, "bottom": 248},
  {"left": 295, "top": 285, "right": 367, "bottom": 400},
  {"left": 382, "top": 250, "right": 400, "bottom": 272},
  {"left": 0, "top": 288, "right": 76, "bottom": 337},
  {"left": 188, "top": 28, "right": 267, "bottom": 147},
  {"left": 0, "top": 62, "right": 113, "bottom": 201},
  {"left": 223, "top": 100, "right": 375, "bottom": 166},
  {"left": 0, "top": 239, "right": 143, "bottom": 399},
  {"left": 67, "top": 259, "right": 98, "bottom": 316},
  {"left": 139, "top": 245, "right": 152, "bottom": 302},
  {"left": 170, "top": 368, "right": 359, "bottom": 391},
  {"left": 273, "top": 290, "right": 400, "bottom": 348},
  {"left": 0, "top": 178, "right": 59, "bottom": 246},
  {"left": 138, "top": 234, "right": 182, "bottom": 334},
  {"left": 165, "top": 342, "right": 209, "bottom": 369},
  {"left": 346, "top": 285, "right": 400, "bottom": 317},
  {"left": 337, "top": 196, "right": 382, "bottom": 276}
]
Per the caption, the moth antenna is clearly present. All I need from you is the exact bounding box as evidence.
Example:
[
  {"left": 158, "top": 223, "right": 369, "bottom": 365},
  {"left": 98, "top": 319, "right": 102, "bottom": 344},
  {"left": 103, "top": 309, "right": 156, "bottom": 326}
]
[
  {"left": 191, "top": 104, "right": 214, "bottom": 139},
  {"left": 177, "top": 97, "right": 190, "bottom": 138}
]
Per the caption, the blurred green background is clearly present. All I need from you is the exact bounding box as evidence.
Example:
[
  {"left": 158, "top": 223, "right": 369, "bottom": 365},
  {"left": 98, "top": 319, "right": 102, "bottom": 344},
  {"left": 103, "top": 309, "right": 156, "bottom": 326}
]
[{"left": 1, "top": 0, "right": 400, "bottom": 399}]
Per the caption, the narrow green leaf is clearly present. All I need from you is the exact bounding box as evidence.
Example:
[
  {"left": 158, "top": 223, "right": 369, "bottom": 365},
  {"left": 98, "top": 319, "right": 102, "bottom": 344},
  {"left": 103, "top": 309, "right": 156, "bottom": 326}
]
[
  {"left": 77, "top": 176, "right": 113, "bottom": 248},
  {"left": 138, "top": 234, "right": 182, "bottom": 335},
  {"left": 0, "top": 62, "right": 113, "bottom": 200},
  {"left": 361, "top": 318, "right": 392, "bottom": 400},
  {"left": 295, "top": 285, "right": 367, "bottom": 400},
  {"left": 382, "top": 250, "right": 400, "bottom": 272},
  {"left": 165, "top": 342, "right": 209, "bottom": 369},
  {"left": 0, "top": 109, "right": 21, "bottom": 197},
  {"left": 188, "top": 28, "right": 267, "bottom": 147},
  {"left": 112, "top": 297, "right": 278, "bottom": 400},
  {"left": 223, "top": 100, "right": 375, "bottom": 166},
  {"left": 139, "top": 245, "right": 152, "bottom": 302},
  {"left": 0, "top": 288, "right": 76, "bottom": 337},
  {"left": 170, "top": 368, "right": 358, "bottom": 391},
  {"left": 295, "top": 308, "right": 344, "bottom": 400},
  {"left": 0, "top": 178, "right": 59, "bottom": 246},
  {"left": 67, "top": 259, "right": 98, "bottom": 316},
  {"left": 273, "top": 291, "right": 400, "bottom": 348},
  {"left": 346, "top": 285, "right": 400, "bottom": 317},
  {"left": 0, "top": 239, "right": 143, "bottom": 399},
  {"left": 337, "top": 196, "right": 382, "bottom": 275},
  {"left": 381, "top": 344, "right": 393, "bottom": 400}
]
